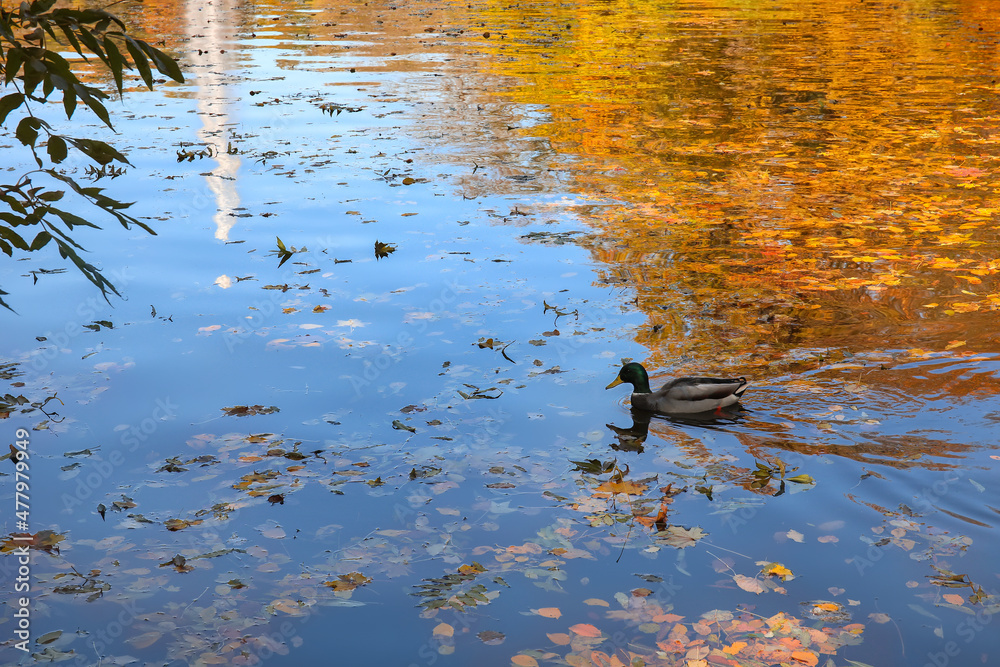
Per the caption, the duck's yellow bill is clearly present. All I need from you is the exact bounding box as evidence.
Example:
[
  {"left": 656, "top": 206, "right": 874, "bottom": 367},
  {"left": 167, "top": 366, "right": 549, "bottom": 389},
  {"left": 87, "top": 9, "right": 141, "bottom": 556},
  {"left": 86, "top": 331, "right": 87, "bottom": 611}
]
[{"left": 605, "top": 376, "right": 624, "bottom": 390}]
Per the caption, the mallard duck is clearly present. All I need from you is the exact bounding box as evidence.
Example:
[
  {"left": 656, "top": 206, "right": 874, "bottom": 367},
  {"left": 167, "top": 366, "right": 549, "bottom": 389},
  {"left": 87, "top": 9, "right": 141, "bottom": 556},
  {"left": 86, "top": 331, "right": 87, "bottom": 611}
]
[{"left": 606, "top": 362, "right": 749, "bottom": 414}]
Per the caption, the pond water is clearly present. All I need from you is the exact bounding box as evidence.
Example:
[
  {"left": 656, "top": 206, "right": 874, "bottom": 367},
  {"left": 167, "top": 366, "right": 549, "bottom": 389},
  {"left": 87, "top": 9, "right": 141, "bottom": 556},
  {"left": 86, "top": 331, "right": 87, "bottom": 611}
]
[{"left": 2, "top": 0, "right": 1000, "bottom": 665}]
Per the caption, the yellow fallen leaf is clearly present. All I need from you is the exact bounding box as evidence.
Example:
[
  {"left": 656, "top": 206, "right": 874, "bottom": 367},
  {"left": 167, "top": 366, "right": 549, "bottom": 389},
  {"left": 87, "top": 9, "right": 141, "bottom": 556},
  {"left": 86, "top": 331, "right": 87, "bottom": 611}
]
[
  {"left": 764, "top": 563, "right": 794, "bottom": 580},
  {"left": 950, "top": 302, "right": 980, "bottom": 313}
]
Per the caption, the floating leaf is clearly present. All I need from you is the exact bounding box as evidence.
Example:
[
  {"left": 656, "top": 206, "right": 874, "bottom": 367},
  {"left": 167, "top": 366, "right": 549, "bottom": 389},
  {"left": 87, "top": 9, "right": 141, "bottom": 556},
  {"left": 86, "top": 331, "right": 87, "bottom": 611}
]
[
  {"left": 375, "top": 240, "right": 397, "bottom": 259},
  {"left": 221, "top": 404, "right": 280, "bottom": 417},
  {"left": 37, "top": 630, "right": 62, "bottom": 645},
  {"left": 164, "top": 518, "right": 203, "bottom": 532},
  {"left": 477, "top": 630, "right": 505, "bottom": 645},
  {"left": 324, "top": 572, "right": 372, "bottom": 591},
  {"left": 762, "top": 562, "right": 794, "bottom": 581},
  {"left": 568, "top": 623, "right": 602, "bottom": 638},
  {"left": 734, "top": 574, "right": 765, "bottom": 594},
  {"left": 392, "top": 419, "right": 416, "bottom": 433},
  {"left": 786, "top": 474, "right": 815, "bottom": 484},
  {"left": 126, "top": 631, "right": 161, "bottom": 649}
]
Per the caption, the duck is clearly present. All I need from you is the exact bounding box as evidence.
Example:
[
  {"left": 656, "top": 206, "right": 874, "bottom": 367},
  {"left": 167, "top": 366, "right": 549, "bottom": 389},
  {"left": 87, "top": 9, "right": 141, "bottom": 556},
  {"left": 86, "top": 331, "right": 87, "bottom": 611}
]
[{"left": 606, "top": 362, "right": 749, "bottom": 414}]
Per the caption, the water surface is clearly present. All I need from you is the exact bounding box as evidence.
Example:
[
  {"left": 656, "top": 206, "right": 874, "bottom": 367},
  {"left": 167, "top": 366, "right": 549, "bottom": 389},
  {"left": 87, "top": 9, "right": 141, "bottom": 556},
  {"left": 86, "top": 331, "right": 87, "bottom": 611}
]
[{"left": 2, "top": 0, "right": 999, "bottom": 665}]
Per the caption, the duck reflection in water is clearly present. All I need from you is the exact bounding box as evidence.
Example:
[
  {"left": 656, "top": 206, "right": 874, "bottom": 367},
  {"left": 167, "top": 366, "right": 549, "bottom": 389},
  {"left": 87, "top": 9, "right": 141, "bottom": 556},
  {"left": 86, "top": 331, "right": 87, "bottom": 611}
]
[{"left": 606, "top": 405, "right": 747, "bottom": 453}]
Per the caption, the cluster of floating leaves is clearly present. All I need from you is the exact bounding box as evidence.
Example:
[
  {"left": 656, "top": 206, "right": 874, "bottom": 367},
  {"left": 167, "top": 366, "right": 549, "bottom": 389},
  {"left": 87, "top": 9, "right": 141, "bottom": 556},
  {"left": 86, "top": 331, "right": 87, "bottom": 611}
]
[{"left": 513, "top": 602, "right": 865, "bottom": 667}]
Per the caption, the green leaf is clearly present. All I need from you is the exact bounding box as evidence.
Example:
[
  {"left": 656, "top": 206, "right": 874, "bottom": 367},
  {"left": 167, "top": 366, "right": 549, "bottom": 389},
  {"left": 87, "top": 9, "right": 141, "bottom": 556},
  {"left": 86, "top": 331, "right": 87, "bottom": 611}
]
[
  {"left": 46, "top": 135, "right": 67, "bottom": 163},
  {"left": 67, "top": 138, "right": 130, "bottom": 166},
  {"left": 0, "top": 226, "right": 29, "bottom": 251},
  {"left": 29, "top": 231, "right": 52, "bottom": 251},
  {"left": 71, "top": 9, "right": 125, "bottom": 31},
  {"left": 58, "top": 25, "right": 85, "bottom": 59},
  {"left": 4, "top": 49, "right": 24, "bottom": 85},
  {"left": 125, "top": 37, "right": 153, "bottom": 89},
  {"left": 103, "top": 37, "right": 125, "bottom": 95},
  {"left": 141, "top": 41, "right": 184, "bottom": 83},
  {"left": 0, "top": 93, "right": 24, "bottom": 126},
  {"left": 61, "top": 85, "right": 77, "bottom": 120},
  {"left": 15, "top": 117, "right": 41, "bottom": 147},
  {"left": 53, "top": 238, "right": 120, "bottom": 301},
  {"left": 30, "top": 0, "right": 59, "bottom": 13},
  {"left": 75, "top": 27, "right": 106, "bottom": 62},
  {"left": 48, "top": 207, "right": 100, "bottom": 232},
  {"left": 76, "top": 86, "right": 112, "bottom": 128}
]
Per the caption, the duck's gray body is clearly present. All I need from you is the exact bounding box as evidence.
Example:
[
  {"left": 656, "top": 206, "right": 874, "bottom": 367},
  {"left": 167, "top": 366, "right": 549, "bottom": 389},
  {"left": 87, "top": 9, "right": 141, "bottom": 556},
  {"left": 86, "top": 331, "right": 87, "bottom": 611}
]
[{"left": 607, "top": 363, "right": 749, "bottom": 414}]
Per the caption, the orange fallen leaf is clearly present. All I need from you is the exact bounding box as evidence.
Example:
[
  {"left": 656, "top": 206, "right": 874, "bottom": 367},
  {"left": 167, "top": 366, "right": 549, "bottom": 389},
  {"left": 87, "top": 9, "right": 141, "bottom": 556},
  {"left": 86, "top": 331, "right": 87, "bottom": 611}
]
[
  {"left": 457, "top": 562, "right": 487, "bottom": 575},
  {"left": 595, "top": 479, "right": 648, "bottom": 496},
  {"left": 791, "top": 650, "right": 819, "bottom": 666},
  {"left": 723, "top": 641, "right": 747, "bottom": 654},
  {"left": 536, "top": 607, "right": 561, "bottom": 619},
  {"left": 942, "top": 593, "right": 965, "bottom": 606},
  {"left": 569, "top": 623, "right": 602, "bottom": 638},
  {"left": 433, "top": 623, "right": 454, "bottom": 637},
  {"left": 511, "top": 656, "right": 538, "bottom": 667},
  {"left": 546, "top": 633, "right": 571, "bottom": 645}
]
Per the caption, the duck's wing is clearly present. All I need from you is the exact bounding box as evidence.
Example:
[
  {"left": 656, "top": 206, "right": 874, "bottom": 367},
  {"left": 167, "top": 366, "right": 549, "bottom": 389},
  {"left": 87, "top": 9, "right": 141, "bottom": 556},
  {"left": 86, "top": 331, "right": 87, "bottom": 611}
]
[
  {"left": 662, "top": 377, "right": 749, "bottom": 401},
  {"left": 632, "top": 377, "right": 748, "bottom": 413}
]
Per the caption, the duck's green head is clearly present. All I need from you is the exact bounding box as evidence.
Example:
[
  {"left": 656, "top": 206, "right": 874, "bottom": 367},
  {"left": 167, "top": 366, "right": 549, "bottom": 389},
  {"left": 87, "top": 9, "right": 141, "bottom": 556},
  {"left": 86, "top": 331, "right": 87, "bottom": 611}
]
[{"left": 606, "top": 362, "right": 652, "bottom": 394}]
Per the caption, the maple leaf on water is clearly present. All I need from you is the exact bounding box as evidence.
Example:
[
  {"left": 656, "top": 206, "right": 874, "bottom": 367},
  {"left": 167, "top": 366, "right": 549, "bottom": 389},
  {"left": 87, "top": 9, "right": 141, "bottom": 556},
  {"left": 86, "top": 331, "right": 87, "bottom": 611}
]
[
  {"left": 1, "top": 530, "right": 65, "bottom": 553},
  {"left": 323, "top": 571, "right": 373, "bottom": 592},
  {"left": 655, "top": 525, "right": 706, "bottom": 548}
]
